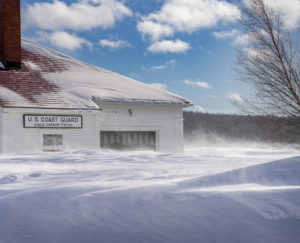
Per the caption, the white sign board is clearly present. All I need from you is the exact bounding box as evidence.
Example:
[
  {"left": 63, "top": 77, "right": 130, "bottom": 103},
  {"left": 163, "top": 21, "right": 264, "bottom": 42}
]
[{"left": 24, "top": 115, "right": 82, "bottom": 128}]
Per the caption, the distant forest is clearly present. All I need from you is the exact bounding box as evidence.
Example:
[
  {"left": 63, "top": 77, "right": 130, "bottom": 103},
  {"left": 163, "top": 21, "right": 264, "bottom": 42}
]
[{"left": 183, "top": 111, "right": 300, "bottom": 145}]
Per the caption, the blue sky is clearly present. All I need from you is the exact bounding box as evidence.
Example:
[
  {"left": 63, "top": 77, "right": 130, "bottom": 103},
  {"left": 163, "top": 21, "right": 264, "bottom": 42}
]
[{"left": 21, "top": 0, "right": 300, "bottom": 113}]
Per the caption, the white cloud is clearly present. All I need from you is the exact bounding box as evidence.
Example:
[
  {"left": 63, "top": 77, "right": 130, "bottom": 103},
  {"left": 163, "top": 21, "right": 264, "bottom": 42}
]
[
  {"left": 148, "top": 39, "right": 190, "bottom": 53},
  {"left": 233, "top": 33, "right": 251, "bottom": 46},
  {"left": 227, "top": 92, "right": 243, "bottom": 102},
  {"left": 213, "top": 1, "right": 300, "bottom": 47},
  {"left": 213, "top": 29, "right": 239, "bottom": 39},
  {"left": 167, "top": 59, "right": 176, "bottom": 65},
  {"left": 199, "top": 45, "right": 212, "bottom": 54},
  {"left": 128, "top": 72, "right": 140, "bottom": 78},
  {"left": 194, "top": 105, "right": 206, "bottom": 113},
  {"left": 186, "top": 105, "right": 206, "bottom": 113},
  {"left": 148, "top": 83, "right": 167, "bottom": 90},
  {"left": 23, "top": 0, "right": 132, "bottom": 31},
  {"left": 99, "top": 39, "right": 130, "bottom": 50},
  {"left": 48, "top": 31, "right": 91, "bottom": 50},
  {"left": 138, "top": 0, "right": 241, "bottom": 41},
  {"left": 212, "top": 29, "right": 250, "bottom": 46},
  {"left": 143, "top": 60, "right": 176, "bottom": 71},
  {"left": 243, "top": 0, "right": 300, "bottom": 29},
  {"left": 184, "top": 79, "right": 212, "bottom": 89},
  {"left": 149, "top": 65, "right": 168, "bottom": 71},
  {"left": 137, "top": 20, "right": 174, "bottom": 41}
]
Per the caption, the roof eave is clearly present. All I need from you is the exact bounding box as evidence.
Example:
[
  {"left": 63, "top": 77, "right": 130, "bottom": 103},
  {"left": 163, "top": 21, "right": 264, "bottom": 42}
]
[
  {"left": 93, "top": 99, "right": 192, "bottom": 107},
  {"left": 0, "top": 105, "right": 102, "bottom": 111}
]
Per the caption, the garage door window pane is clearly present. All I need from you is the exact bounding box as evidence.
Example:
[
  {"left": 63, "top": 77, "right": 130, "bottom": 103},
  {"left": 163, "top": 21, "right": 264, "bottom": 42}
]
[
  {"left": 43, "top": 134, "right": 63, "bottom": 146},
  {"left": 100, "top": 131, "right": 156, "bottom": 151}
]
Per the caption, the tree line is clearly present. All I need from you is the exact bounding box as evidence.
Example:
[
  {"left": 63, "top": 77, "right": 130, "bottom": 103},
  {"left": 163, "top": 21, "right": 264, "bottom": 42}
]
[{"left": 183, "top": 111, "right": 300, "bottom": 144}]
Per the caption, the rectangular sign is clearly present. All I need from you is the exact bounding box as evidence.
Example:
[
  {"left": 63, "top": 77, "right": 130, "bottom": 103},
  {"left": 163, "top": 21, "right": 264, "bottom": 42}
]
[{"left": 23, "top": 115, "right": 83, "bottom": 128}]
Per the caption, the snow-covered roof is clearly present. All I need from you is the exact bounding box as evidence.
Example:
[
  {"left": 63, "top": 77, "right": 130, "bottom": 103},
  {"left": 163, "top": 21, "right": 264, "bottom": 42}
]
[{"left": 0, "top": 40, "right": 190, "bottom": 109}]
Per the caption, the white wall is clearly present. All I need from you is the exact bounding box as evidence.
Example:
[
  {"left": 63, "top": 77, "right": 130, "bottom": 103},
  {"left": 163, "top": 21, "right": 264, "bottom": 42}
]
[
  {"left": 1, "top": 103, "right": 185, "bottom": 154},
  {"left": 98, "top": 103, "right": 185, "bottom": 153},
  {"left": 1, "top": 108, "right": 102, "bottom": 154}
]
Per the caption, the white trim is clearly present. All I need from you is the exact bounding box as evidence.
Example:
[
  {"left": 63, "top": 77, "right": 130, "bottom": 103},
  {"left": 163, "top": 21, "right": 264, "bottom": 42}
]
[
  {"left": 96, "top": 101, "right": 191, "bottom": 108},
  {"left": 2, "top": 107, "right": 101, "bottom": 114}
]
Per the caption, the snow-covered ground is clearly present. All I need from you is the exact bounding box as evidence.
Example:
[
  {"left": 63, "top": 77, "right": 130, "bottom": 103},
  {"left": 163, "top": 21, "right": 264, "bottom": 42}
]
[{"left": 0, "top": 144, "right": 299, "bottom": 243}]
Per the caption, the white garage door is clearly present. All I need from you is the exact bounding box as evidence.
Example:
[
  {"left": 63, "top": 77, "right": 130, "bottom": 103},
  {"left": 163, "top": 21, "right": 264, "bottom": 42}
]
[{"left": 100, "top": 131, "right": 156, "bottom": 151}]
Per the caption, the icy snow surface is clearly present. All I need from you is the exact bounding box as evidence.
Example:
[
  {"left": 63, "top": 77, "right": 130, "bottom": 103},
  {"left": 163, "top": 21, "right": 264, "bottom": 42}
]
[{"left": 0, "top": 145, "right": 300, "bottom": 243}]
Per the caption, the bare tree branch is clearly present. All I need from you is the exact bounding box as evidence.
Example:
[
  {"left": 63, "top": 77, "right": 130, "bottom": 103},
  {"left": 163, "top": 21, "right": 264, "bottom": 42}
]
[{"left": 234, "top": 0, "right": 300, "bottom": 120}]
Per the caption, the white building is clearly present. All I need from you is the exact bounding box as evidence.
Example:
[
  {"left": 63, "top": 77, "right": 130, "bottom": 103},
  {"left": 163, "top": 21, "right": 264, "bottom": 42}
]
[{"left": 0, "top": 0, "right": 190, "bottom": 154}]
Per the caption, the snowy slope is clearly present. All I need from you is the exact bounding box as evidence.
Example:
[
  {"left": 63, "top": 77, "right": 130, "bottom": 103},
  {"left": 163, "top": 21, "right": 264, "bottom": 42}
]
[{"left": 0, "top": 145, "right": 299, "bottom": 243}]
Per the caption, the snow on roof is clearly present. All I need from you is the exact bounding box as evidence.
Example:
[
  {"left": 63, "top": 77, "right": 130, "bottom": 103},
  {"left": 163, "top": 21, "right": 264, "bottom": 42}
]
[{"left": 0, "top": 40, "right": 190, "bottom": 109}]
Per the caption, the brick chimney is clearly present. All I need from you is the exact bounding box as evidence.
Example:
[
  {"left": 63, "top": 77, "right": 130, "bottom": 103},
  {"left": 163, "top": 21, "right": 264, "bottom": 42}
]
[{"left": 0, "top": 0, "right": 21, "bottom": 70}]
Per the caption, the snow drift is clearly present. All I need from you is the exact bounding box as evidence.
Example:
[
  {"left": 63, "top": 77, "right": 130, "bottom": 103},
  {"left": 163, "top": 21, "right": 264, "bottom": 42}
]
[{"left": 0, "top": 146, "right": 299, "bottom": 243}]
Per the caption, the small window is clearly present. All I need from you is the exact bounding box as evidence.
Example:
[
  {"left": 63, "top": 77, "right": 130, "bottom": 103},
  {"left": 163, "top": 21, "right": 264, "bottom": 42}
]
[{"left": 43, "top": 134, "right": 63, "bottom": 146}]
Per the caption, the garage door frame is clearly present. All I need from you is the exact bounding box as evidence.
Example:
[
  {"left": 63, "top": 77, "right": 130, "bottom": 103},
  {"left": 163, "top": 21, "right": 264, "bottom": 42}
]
[{"left": 100, "top": 130, "right": 158, "bottom": 151}]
